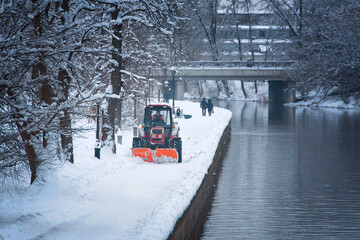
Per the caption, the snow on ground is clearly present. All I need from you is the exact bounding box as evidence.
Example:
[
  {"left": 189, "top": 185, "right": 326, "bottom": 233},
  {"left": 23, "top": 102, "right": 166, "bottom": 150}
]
[{"left": 0, "top": 101, "right": 232, "bottom": 240}]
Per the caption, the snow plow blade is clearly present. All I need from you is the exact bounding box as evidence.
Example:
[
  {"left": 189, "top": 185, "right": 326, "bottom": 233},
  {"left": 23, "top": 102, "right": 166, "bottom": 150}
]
[
  {"left": 132, "top": 148, "right": 153, "bottom": 162},
  {"left": 155, "top": 149, "right": 178, "bottom": 162},
  {"left": 132, "top": 148, "right": 178, "bottom": 163}
]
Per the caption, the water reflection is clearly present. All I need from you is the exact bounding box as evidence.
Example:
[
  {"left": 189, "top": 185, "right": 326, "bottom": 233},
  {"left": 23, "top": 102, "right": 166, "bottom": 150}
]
[
  {"left": 202, "top": 101, "right": 360, "bottom": 240},
  {"left": 268, "top": 102, "right": 296, "bottom": 126}
]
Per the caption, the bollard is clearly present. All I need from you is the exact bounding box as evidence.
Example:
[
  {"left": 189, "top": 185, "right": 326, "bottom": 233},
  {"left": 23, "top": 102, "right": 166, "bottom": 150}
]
[
  {"left": 94, "top": 139, "right": 101, "bottom": 159},
  {"left": 94, "top": 101, "right": 101, "bottom": 159}
]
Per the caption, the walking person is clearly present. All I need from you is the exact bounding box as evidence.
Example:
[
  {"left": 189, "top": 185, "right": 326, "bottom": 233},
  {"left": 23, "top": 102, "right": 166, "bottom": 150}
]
[
  {"left": 207, "top": 99, "right": 214, "bottom": 116},
  {"left": 200, "top": 98, "right": 207, "bottom": 116}
]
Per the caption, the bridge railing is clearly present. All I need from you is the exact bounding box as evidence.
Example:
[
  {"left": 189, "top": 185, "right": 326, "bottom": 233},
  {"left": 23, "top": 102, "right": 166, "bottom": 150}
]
[{"left": 176, "top": 61, "right": 293, "bottom": 69}]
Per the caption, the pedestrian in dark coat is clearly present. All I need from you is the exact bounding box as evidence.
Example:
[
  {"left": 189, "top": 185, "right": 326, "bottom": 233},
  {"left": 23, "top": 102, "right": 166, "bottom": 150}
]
[
  {"left": 207, "top": 99, "right": 214, "bottom": 116},
  {"left": 200, "top": 98, "right": 207, "bottom": 116}
]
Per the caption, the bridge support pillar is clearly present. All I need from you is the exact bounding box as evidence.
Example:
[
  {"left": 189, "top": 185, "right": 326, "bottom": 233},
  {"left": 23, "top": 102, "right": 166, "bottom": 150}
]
[
  {"left": 268, "top": 81, "right": 295, "bottom": 104},
  {"left": 175, "top": 79, "right": 184, "bottom": 100}
]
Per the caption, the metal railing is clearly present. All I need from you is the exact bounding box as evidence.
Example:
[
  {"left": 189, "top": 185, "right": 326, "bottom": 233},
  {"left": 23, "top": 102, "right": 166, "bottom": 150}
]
[{"left": 176, "top": 61, "right": 293, "bottom": 69}]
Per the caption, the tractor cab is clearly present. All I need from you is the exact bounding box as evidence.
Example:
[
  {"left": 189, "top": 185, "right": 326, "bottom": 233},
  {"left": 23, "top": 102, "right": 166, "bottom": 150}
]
[{"left": 143, "top": 105, "right": 174, "bottom": 144}]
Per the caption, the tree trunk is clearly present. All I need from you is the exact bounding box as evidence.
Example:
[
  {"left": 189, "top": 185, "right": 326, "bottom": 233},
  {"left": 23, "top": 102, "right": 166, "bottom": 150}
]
[
  {"left": 232, "top": 1, "right": 247, "bottom": 98},
  {"left": 241, "top": 80, "right": 248, "bottom": 98},
  {"left": 197, "top": 81, "right": 204, "bottom": 96},
  {"left": 60, "top": 109, "right": 74, "bottom": 163},
  {"left": 20, "top": 130, "right": 40, "bottom": 184},
  {"left": 209, "top": 0, "right": 219, "bottom": 60},
  {"left": 7, "top": 79, "right": 40, "bottom": 184},
  {"left": 57, "top": 0, "right": 74, "bottom": 163},
  {"left": 58, "top": 69, "right": 74, "bottom": 163},
  {"left": 9, "top": 92, "right": 40, "bottom": 184},
  {"left": 33, "top": 62, "right": 53, "bottom": 149},
  {"left": 232, "top": 0, "right": 243, "bottom": 61},
  {"left": 222, "top": 80, "right": 231, "bottom": 98},
  {"left": 216, "top": 80, "right": 222, "bottom": 95},
  {"left": 102, "top": 8, "right": 123, "bottom": 154},
  {"left": 244, "top": 0, "right": 258, "bottom": 95},
  {"left": 249, "top": 22, "right": 258, "bottom": 94}
]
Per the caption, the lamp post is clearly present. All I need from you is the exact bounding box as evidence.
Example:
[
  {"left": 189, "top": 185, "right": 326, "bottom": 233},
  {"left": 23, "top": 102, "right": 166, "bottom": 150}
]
[
  {"left": 170, "top": 66, "right": 176, "bottom": 110},
  {"left": 147, "top": 67, "right": 151, "bottom": 104},
  {"left": 157, "top": 82, "right": 162, "bottom": 102},
  {"left": 117, "top": 97, "right": 123, "bottom": 145},
  {"left": 164, "top": 80, "right": 169, "bottom": 103}
]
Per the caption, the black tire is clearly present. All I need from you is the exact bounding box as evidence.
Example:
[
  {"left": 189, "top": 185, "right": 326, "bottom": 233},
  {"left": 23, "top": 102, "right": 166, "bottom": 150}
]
[
  {"left": 132, "top": 138, "right": 141, "bottom": 148},
  {"left": 174, "top": 138, "right": 182, "bottom": 163}
]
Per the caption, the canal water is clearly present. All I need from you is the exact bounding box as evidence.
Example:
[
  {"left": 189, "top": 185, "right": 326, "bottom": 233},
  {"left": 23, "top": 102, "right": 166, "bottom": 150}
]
[{"left": 201, "top": 101, "right": 360, "bottom": 239}]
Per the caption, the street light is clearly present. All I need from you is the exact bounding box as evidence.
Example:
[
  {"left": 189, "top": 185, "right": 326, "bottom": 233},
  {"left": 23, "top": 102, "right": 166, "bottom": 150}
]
[
  {"left": 148, "top": 78, "right": 154, "bottom": 103},
  {"left": 147, "top": 67, "right": 151, "bottom": 104},
  {"left": 157, "top": 81, "right": 162, "bottom": 102},
  {"left": 170, "top": 66, "right": 176, "bottom": 110},
  {"left": 164, "top": 80, "right": 169, "bottom": 103}
]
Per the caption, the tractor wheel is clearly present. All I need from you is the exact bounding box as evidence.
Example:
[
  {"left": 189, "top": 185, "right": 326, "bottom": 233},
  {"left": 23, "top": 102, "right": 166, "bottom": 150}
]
[
  {"left": 132, "top": 138, "right": 141, "bottom": 148},
  {"left": 174, "top": 138, "right": 182, "bottom": 163}
]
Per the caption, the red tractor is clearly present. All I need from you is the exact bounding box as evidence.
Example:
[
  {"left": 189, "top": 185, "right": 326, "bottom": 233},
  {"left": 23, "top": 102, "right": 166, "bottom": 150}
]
[{"left": 132, "top": 104, "right": 182, "bottom": 163}]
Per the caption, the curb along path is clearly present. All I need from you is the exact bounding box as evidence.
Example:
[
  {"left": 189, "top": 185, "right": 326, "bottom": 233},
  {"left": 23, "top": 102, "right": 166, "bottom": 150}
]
[{"left": 168, "top": 122, "right": 231, "bottom": 240}]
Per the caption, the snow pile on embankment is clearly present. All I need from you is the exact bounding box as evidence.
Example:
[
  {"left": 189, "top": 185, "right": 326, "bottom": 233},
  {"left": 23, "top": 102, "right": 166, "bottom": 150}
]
[
  {"left": 286, "top": 95, "right": 359, "bottom": 109},
  {"left": 0, "top": 101, "right": 232, "bottom": 240}
]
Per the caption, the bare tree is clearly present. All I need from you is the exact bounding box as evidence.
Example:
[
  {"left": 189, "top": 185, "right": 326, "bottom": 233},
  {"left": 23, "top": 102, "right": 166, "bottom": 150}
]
[
  {"left": 285, "top": 1, "right": 360, "bottom": 103},
  {"left": 0, "top": 1, "right": 108, "bottom": 184},
  {"left": 262, "top": 0, "right": 303, "bottom": 39},
  {"left": 229, "top": 0, "right": 248, "bottom": 98},
  {"left": 244, "top": 0, "right": 258, "bottom": 94},
  {"left": 186, "top": 0, "right": 231, "bottom": 98},
  {"left": 228, "top": 0, "right": 259, "bottom": 95}
]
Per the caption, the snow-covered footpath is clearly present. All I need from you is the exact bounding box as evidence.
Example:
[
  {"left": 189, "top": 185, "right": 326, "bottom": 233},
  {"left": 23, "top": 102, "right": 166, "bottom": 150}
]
[{"left": 0, "top": 101, "right": 232, "bottom": 240}]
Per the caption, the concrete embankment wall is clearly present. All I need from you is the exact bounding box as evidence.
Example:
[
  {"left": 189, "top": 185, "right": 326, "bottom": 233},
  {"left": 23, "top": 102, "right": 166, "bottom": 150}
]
[{"left": 168, "top": 122, "right": 231, "bottom": 240}]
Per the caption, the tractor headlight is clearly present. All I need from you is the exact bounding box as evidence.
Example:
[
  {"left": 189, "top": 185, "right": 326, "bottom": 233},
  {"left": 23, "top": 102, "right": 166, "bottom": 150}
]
[
  {"left": 171, "top": 123, "right": 179, "bottom": 137},
  {"left": 138, "top": 125, "right": 145, "bottom": 137}
]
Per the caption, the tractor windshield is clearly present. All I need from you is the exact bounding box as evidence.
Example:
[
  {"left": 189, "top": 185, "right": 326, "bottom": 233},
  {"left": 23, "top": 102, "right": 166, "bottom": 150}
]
[
  {"left": 144, "top": 107, "right": 172, "bottom": 128},
  {"left": 151, "top": 109, "right": 171, "bottom": 127}
]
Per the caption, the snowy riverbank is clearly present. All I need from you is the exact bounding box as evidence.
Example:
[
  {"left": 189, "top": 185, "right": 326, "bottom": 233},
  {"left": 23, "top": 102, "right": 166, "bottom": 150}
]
[
  {"left": 285, "top": 95, "right": 360, "bottom": 109},
  {"left": 0, "top": 101, "right": 232, "bottom": 240},
  {"left": 184, "top": 80, "right": 359, "bottom": 110}
]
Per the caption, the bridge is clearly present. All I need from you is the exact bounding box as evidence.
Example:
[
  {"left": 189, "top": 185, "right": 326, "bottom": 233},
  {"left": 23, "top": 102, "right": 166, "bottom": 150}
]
[{"left": 150, "top": 61, "right": 295, "bottom": 104}]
